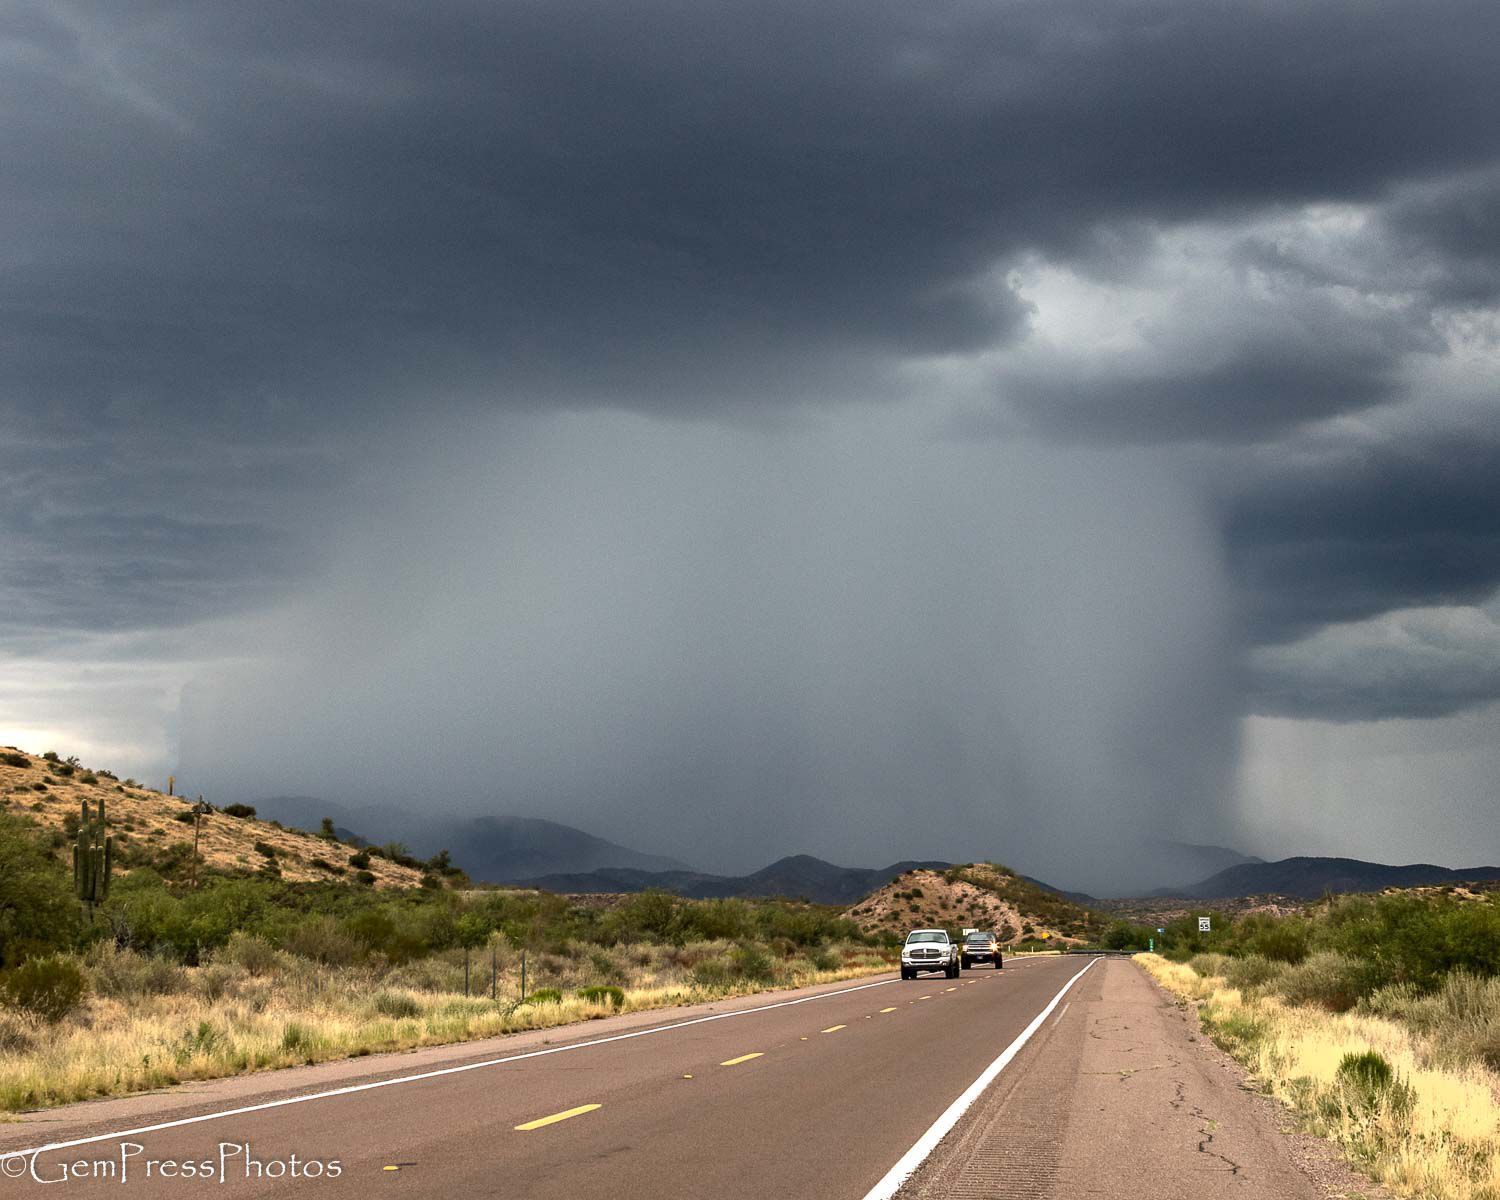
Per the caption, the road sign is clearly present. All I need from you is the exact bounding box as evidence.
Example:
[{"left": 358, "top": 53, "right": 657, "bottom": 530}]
[
  {"left": 1157, "top": 927, "right": 1165, "bottom": 934},
  {"left": 1198, "top": 917, "right": 1211, "bottom": 932}
]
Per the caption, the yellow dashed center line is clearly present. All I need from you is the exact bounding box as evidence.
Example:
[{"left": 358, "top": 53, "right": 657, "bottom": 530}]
[
  {"left": 879, "top": 1006, "right": 898, "bottom": 1013},
  {"left": 514, "top": 1103, "right": 602, "bottom": 1131},
  {"left": 720, "top": 1052, "right": 764, "bottom": 1066},
  {"left": 918, "top": 995, "right": 932, "bottom": 1000},
  {"left": 821, "top": 1024, "right": 846, "bottom": 1033},
  {"left": 945, "top": 987, "right": 957, "bottom": 992}
]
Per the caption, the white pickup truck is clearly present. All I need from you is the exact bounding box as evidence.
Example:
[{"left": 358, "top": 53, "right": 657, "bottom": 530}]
[{"left": 900, "top": 929, "right": 960, "bottom": 979}]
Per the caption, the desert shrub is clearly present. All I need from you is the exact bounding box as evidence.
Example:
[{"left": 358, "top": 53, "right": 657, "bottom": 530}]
[
  {"left": 1222, "top": 954, "right": 1286, "bottom": 993},
  {"left": 372, "top": 990, "right": 422, "bottom": 1019},
  {"left": 41, "top": 751, "right": 59, "bottom": 763},
  {"left": 1327, "top": 1050, "right": 1415, "bottom": 1121},
  {"left": 84, "top": 943, "right": 187, "bottom": 997},
  {"left": 354, "top": 870, "right": 376, "bottom": 886},
  {"left": 78, "top": 772, "right": 97, "bottom": 784},
  {"left": 1316, "top": 893, "right": 1500, "bottom": 993},
  {"left": 195, "top": 963, "right": 243, "bottom": 1003},
  {"left": 310, "top": 857, "right": 345, "bottom": 874},
  {"left": 520, "top": 988, "right": 563, "bottom": 1005},
  {"left": 1233, "top": 914, "right": 1312, "bottom": 964},
  {"left": 1, "top": 752, "right": 29, "bottom": 768},
  {"left": 218, "top": 932, "right": 281, "bottom": 975},
  {"left": 1365, "top": 971, "right": 1500, "bottom": 1071},
  {"left": 1203, "top": 1006, "right": 1268, "bottom": 1054},
  {"left": 31, "top": 782, "right": 47, "bottom": 792},
  {"left": 0, "top": 1008, "right": 37, "bottom": 1052},
  {"left": 731, "top": 942, "right": 775, "bottom": 982},
  {"left": 1275, "top": 952, "right": 1378, "bottom": 1013},
  {"left": 54, "top": 763, "right": 75, "bottom": 777},
  {"left": 221, "top": 804, "right": 257, "bottom": 818},
  {"left": 808, "top": 948, "right": 839, "bottom": 971},
  {"left": 1, "top": 955, "right": 87, "bottom": 1022},
  {"left": 1188, "top": 952, "right": 1233, "bottom": 979},
  {"left": 0, "top": 813, "right": 81, "bottom": 967},
  {"left": 172, "top": 810, "right": 196, "bottom": 824},
  {"left": 253, "top": 841, "right": 278, "bottom": 858},
  {"left": 283, "top": 917, "right": 361, "bottom": 966},
  {"left": 691, "top": 958, "right": 732, "bottom": 988},
  {"left": 348, "top": 851, "right": 371, "bottom": 869},
  {"left": 577, "top": 985, "right": 625, "bottom": 1008}
]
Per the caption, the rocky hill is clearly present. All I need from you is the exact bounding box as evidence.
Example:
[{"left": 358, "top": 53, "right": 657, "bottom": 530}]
[
  {"left": 0, "top": 746, "right": 423, "bottom": 887},
  {"left": 844, "top": 862, "right": 1108, "bottom": 945}
]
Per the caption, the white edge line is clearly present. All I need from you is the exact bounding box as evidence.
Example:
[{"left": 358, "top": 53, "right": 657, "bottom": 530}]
[
  {"left": 859, "top": 956, "right": 1100, "bottom": 1200},
  {"left": 1, "top": 975, "right": 899, "bottom": 1162}
]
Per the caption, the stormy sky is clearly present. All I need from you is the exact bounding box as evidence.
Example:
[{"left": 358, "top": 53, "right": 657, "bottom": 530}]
[{"left": 3, "top": 0, "right": 1498, "bottom": 892}]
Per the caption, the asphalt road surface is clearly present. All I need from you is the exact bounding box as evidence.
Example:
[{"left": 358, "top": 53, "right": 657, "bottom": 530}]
[{"left": 0, "top": 957, "right": 1340, "bottom": 1199}]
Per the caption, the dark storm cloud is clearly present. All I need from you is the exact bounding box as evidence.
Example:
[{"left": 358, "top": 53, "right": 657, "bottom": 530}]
[
  {"left": 1222, "top": 430, "right": 1500, "bottom": 647},
  {"left": 5, "top": 0, "right": 1500, "bottom": 757},
  {"left": 6, "top": 0, "right": 1500, "bottom": 436}
]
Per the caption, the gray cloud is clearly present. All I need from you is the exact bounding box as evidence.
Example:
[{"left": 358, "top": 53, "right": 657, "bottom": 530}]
[
  {"left": 4, "top": 0, "right": 1500, "bottom": 879},
  {"left": 1249, "top": 599, "right": 1500, "bottom": 722}
]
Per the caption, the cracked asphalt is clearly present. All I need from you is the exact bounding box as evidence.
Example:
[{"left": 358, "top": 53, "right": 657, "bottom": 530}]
[{"left": 898, "top": 958, "right": 1378, "bottom": 1199}]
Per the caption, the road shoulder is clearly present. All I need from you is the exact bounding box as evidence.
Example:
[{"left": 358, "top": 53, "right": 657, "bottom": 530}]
[{"left": 897, "top": 958, "right": 1391, "bottom": 1199}]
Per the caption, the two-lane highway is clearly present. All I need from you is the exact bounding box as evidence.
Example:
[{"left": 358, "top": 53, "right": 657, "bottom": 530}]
[{"left": 1, "top": 957, "right": 1097, "bottom": 1199}]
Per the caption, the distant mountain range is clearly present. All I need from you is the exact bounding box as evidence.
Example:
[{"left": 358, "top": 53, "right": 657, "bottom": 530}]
[
  {"left": 250, "top": 798, "right": 690, "bottom": 881},
  {"left": 520, "top": 855, "right": 954, "bottom": 905},
  {"left": 1176, "top": 856, "right": 1500, "bottom": 900}
]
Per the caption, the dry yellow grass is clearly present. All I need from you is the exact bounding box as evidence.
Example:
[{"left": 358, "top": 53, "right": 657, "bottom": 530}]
[
  {"left": 0, "top": 942, "right": 894, "bottom": 1113},
  {"left": 1139, "top": 953, "right": 1500, "bottom": 1200},
  {"left": 0, "top": 746, "right": 422, "bottom": 887}
]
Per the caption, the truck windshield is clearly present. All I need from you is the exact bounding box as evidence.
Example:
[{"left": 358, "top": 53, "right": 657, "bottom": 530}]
[
  {"left": 965, "top": 933, "right": 993, "bottom": 943},
  {"left": 906, "top": 932, "right": 948, "bottom": 943}
]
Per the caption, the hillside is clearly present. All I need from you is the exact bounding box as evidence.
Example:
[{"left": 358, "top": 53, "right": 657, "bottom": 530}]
[
  {"left": 0, "top": 747, "right": 423, "bottom": 887},
  {"left": 1180, "top": 855, "right": 1500, "bottom": 900},
  {"left": 843, "top": 862, "right": 1108, "bottom": 945},
  {"left": 521, "top": 855, "right": 952, "bottom": 905}
]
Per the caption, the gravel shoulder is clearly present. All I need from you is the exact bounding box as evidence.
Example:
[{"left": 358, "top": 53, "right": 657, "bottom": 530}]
[{"left": 899, "top": 957, "right": 1392, "bottom": 1199}]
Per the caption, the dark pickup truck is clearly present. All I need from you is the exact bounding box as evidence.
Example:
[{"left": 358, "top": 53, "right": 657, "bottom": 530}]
[{"left": 960, "top": 930, "right": 1003, "bottom": 970}]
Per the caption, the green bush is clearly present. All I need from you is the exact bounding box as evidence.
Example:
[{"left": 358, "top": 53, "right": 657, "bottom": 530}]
[
  {"left": 0, "top": 813, "right": 81, "bottom": 967},
  {"left": 520, "top": 988, "right": 563, "bottom": 1005},
  {"left": 372, "top": 990, "right": 422, "bottom": 1019},
  {"left": 1, "top": 955, "right": 87, "bottom": 1022},
  {"left": 1329, "top": 1050, "right": 1414, "bottom": 1121},
  {"left": 217, "top": 932, "right": 281, "bottom": 976},
  {"left": 1188, "top": 952, "right": 1234, "bottom": 978},
  {"left": 1275, "top": 952, "right": 1378, "bottom": 1013},
  {"left": 84, "top": 944, "right": 187, "bottom": 998},
  {"left": 348, "top": 851, "right": 371, "bottom": 870},
  {"left": 577, "top": 985, "right": 625, "bottom": 1008},
  {"left": 221, "top": 804, "right": 257, "bottom": 818},
  {"left": 1, "top": 752, "right": 29, "bottom": 768},
  {"left": 354, "top": 870, "right": 376, "bottom": 886},
  {"left": 41, "top": 752, "right": 59, "bottom": 763},
  {"left": 1222, "top": 954, "right": 1287, "bottom": 993},
  {"left": 253, "top": 841, "right": 278, "bottom": 858}
]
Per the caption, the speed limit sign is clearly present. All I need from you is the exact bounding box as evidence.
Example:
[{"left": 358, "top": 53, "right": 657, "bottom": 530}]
[{"left": 1198, "top": 917, "right": 1211, "bottom": 932}]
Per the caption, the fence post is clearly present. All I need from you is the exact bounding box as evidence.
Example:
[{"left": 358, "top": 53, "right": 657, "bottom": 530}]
[
  {"left": 521, "top": 949, "right": 527, "bottom": 1001},
  {"left": 465, "top": 947, "right": 470, "bottom": 997},
  {"left": 491, "top": 943, "right": 497, "bottom": 1001}
]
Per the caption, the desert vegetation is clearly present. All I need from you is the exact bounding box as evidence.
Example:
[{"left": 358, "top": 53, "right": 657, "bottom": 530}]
[
  {"left": 1138, "top": 891, "right": 1500, "bottom": 1200},
  {"left": 0, "top": 797, "right": 892, "bottom": 1114}
]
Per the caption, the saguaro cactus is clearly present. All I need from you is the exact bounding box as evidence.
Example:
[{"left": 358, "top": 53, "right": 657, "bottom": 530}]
[{"left": 73, "top": 797, "right": 112, "bottom": 917}]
